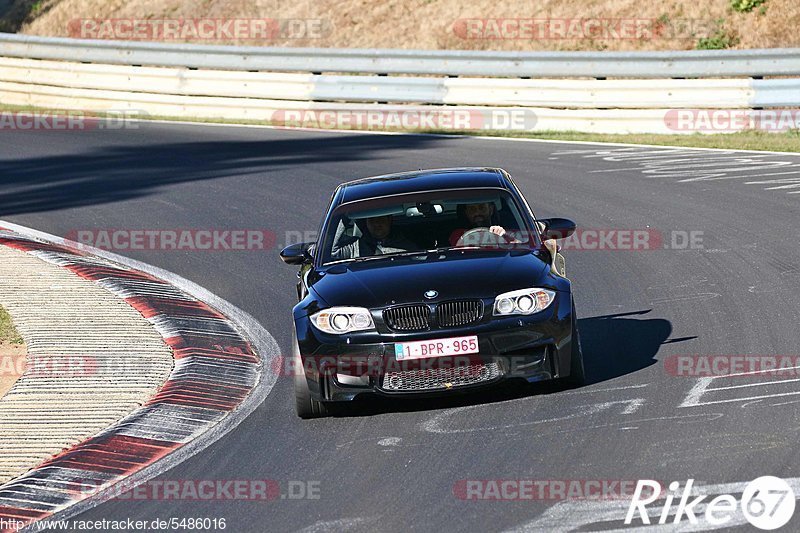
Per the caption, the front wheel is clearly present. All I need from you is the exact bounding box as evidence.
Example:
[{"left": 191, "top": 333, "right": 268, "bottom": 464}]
[
  {"left": 295, "top": 374, "right": 329, "bottom": 419},
  {"left": 293, "top": 331, "right": 329, "bottom": 419},
  {"left": 565, "top": 306, "right": 585, "bottom": 387},
  {"left": 565, "top": 330, "right": 586, "bottom": 387}
]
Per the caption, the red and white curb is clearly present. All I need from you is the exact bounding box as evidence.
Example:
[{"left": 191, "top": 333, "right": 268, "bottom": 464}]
[{"left": 0, "top": 222, "right": 279, "bottom": 532}]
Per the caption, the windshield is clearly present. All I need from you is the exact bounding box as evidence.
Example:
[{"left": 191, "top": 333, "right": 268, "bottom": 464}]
[{"left": 319, "top": 188, "right": 535, "bottom": 265}]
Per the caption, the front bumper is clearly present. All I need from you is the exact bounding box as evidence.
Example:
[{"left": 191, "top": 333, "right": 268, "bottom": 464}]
[{"left": 295, "top": 292, "right": 574, "bottom": 402}]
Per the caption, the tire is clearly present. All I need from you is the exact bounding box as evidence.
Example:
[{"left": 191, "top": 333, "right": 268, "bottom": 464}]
[
  {"left": 292, "top": 330, "right": 329, "bottom": 419},
  {"left": 565, "top": 305, "right": 586, "bottom": 387},
  {"left": 294, "top": 374, "right": 329, "bottom": 419}
]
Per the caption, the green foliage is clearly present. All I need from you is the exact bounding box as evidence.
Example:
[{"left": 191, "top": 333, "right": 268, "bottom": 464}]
[
  {"left": 0, "top": 307, "right": 23, "bottom": 345},
  {"left": 0, "top": 0, "right": 51, "bottom": 32},
  {"left": 731, "top": 0, "right": 767, "bottom": 13},
  {"left": 696, "top": 22, "right": 739, "bottom": 49}
]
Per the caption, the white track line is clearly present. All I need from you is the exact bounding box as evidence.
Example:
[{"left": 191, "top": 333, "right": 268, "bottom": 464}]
[
  {"left": 713, "top": 364, "right": 800, "bottom": 379},
  {"left": 125, "top": 118, "right": 800, "bottom": 157},
  {"left": 707, "top": 378, "right": 800, "bottom": 392}
]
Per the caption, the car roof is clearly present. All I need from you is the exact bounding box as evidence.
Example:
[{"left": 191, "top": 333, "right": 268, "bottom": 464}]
[{"left": 337, "top": 168, "right": 511, "bottom": 204}]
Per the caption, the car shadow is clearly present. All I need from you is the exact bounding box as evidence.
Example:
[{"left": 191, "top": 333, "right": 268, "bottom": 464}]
[{"left": 336, "top": 309, "right": 679, "bottom": 417}]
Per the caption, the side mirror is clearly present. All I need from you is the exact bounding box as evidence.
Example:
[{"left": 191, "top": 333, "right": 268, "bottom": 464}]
[
  {"left": 539, "top": 218, "right": 576, "bottom": 240},
  {"left": 280, "top": 242, "right": 315, "bottom": 265}
]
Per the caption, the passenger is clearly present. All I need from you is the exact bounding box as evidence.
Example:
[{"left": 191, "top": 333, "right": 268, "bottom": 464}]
[{"left": 331, "top": 215, "right": 417, "bottom": 260}]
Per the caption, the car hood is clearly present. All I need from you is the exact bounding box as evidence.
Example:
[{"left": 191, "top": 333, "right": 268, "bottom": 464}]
[{"left": 309, "top": 250, "right": 552, "bottom": 308}]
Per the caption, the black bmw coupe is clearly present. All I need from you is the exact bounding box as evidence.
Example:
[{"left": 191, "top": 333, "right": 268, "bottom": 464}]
[{"left": 280, "top": 168, "right": 583, "bottom": 418}]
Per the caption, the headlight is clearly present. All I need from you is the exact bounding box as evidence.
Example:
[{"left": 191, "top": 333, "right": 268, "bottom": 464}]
[
  {"left": 493, "top": 288, "right": 555, "bottom": 316},
  {"left": 310, "top": 307, "right": 375, "bottom": 334}
]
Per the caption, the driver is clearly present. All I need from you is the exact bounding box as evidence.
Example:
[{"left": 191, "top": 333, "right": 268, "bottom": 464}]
[
  {"left": 450, "top": 202, "right": 521, "bottom": 245},
  {"left": 331, "top": 215, "right": 417, "bottom": 260},
  {"left": 463, "top": 202, "right": 509, "bottom": 237}
]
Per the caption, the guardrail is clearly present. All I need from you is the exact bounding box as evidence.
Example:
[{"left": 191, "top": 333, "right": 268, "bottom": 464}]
[
  {"left": 2, "top": 57, "right": 798, "bottom": 109},
  {"left": 1, "top": 32, "right": 798, "bottom": 134},
  {"left": 2, "top": 33, "right": 799, "bottom": 77}
]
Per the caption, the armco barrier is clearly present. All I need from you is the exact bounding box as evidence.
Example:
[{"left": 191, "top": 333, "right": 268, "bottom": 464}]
[
  {"left": 6, "top": 56, "right": 800, "bottom": 109},
  {"left": 1, "top": 33, "right": 799, "bottom": 77},
  {"left": 0, "top": 32, "right": 798, "bottom": 134}
]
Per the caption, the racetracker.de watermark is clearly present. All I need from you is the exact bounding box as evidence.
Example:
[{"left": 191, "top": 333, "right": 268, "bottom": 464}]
[
  {"left": 66, "top": 229, "right": 277, "bottom": 252},
  {"left": 78, "top": 479, "right": 320, "bottom": 502},
  {"left": 0, "top": 111, "right": 141, "bottom": 131},
  {"left": 272, "top": 353, "right": 500, "bottom": 378},
  {"left": 270, "top": 109, "right": 537, "bottom": 131},
  {"left": 452, "top": 18, "right": 718, "bottom": 40},
  {"left": 472, "top": 229, "right": 704, "bottom": 251},
  {"left": 454, "top": 479, "right": 658, "bottom": 501},
  {"left": 0, "top": 354, "right": 99, "bottom": 378},
  {"left": 664, "top": 355, "right": 800, "bottom": 378},
  {"left": 282, "top": 229, "right": 704, "bottom": 251},
  {"left": 664, "top": 109, "right": 800, "bottom": 132},
  {"left": 68, "top": 18, "right": 331, "bottom": 40}
]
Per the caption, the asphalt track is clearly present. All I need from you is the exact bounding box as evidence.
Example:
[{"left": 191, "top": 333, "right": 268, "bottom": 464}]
[{"left": 2, "top": 122, "right": 800, "bottom": 532}]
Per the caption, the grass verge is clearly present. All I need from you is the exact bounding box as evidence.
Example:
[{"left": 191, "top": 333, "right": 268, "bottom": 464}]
[
  {"left": 458, "top": 129, "right": 800, "bottom": 152},
  {"left": 0, "top": 305, "right": 25, "bottom": 397},
  {"left": 0, "top": 306, "right": 23, "bottom": 345}
]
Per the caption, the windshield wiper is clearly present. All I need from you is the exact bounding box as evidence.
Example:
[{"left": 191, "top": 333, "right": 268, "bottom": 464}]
[
  {"left": 375, "top": 247, "right": 481, "bottom": 258},
  {"left": 325, "top": 251, "right": 424, "bottom": 265},
  {"left": 430, "top": 246, "right": 481, "bottom": 252},
  {"left": 324, "top": 246, "right": 485, "bottom": 266}
]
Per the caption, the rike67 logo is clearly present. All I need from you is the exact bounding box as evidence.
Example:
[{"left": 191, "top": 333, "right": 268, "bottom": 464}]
[{"left": 626, "top": 477, "right": 795, "bottom": 530}]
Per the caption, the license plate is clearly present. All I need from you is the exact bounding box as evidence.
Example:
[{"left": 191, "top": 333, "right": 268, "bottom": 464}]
[{"left": 394, "top": 335, "right": 479, "bottom": 361}]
